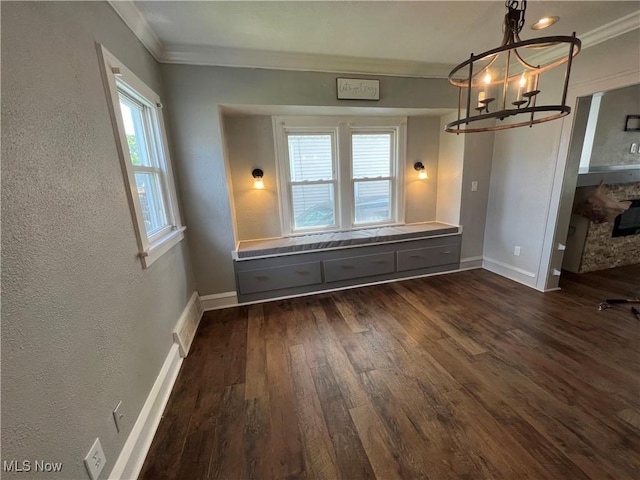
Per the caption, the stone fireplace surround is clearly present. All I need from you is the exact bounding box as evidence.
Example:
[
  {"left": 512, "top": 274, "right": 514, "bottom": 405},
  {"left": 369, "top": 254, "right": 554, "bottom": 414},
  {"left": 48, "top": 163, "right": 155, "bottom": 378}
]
[{"left": 577, "top": 182, "right": 640, "bottom": 273}]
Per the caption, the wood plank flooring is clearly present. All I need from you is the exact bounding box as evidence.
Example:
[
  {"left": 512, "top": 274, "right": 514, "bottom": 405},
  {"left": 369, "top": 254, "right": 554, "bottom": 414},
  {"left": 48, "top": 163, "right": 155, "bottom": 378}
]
[{"left": 140, "top": 265, "right": 640, "bottom": 480}]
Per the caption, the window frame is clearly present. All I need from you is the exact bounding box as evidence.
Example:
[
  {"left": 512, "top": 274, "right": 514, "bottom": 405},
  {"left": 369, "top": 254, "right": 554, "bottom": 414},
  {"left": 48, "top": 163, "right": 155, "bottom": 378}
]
[
  {"left": 98, "top": 45, "right": 185, "bottom": 268},
  {"left": 274, "top": 116, "right": 406, "bottom": 235},
  {"left": 349, "top": 127, "right": 399, "bottom": 228},
  {"left": 276, "top": 122, "right": 341, "bottom": 234}
]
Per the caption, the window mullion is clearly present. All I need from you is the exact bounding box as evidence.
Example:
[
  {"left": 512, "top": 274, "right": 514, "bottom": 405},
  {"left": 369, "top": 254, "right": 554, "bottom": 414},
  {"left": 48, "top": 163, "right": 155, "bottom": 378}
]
[{"left": 338, "top": 123, "right": 352, "bottom": 229}]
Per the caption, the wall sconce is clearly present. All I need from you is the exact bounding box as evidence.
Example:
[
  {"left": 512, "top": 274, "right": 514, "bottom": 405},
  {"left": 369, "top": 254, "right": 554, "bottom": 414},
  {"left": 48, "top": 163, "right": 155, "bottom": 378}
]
[
  {"left": 414, "top": 162, "right": 428, "bottom": 179},
  {"left": 252, "top": 168, "right": 264, "bottom": 189}
]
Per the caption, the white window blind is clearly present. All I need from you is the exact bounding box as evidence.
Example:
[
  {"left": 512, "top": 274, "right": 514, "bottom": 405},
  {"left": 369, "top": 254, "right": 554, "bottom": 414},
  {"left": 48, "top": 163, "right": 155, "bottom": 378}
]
[
  {"left": 352, "top": 133, "right": 393, "bottom": 224},
  {"left": 287, "top": 134, "right": 337, "bottom": 230}
]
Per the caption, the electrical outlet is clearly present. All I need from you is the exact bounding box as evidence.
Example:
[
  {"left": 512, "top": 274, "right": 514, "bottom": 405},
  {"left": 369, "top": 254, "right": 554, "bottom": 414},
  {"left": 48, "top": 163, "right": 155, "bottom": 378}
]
[
  {"left": 471, "top": 181, "right": 478, "bottom": 192},
  {"left": 113, "top": 401, "right": 124, "bottom": 433},
  {"left": 631, "top": 143, "right": 638, "bottom": 154},
  {"left": 514, "top": 246, "right": 521, "bottom": 256},
  {"left": 84, "top": 438, "right": 106, "bottom": 480}
]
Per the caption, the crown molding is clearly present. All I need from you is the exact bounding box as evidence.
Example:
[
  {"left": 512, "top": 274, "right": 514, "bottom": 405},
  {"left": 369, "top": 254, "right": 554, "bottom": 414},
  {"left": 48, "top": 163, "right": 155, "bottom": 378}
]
[
  {"left": 162, "top": 44, "right": 453, "bottom": 78},
  {"left": 579, "top": 10, "right": 640, "bottom": 49},
  {"left": 525, "top": 10, "right": 639, "bottom": 71},
  {"left": 108, "top": 0, "right": 164, "bottom": 61},
  {"left": 109, "top": 1, "right": 638, "bottom": 77}
]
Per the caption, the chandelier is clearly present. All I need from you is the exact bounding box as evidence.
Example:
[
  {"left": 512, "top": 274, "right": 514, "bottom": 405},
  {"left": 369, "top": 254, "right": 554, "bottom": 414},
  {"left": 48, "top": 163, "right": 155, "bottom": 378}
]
[{"left": 445, "top": 0, "right": 581, "bottom": 133}]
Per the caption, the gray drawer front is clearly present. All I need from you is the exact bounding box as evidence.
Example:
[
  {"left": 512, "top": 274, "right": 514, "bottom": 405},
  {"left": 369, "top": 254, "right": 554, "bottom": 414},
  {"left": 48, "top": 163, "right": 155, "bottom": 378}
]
[
  {"left": 324, "top": 252, "right": 394, "bottom": 283},
  {"left": 237, "top": 261, "right": 322, "bottom": 294},
  {"left": 397, "top": 243, "right": 460, "bottom": 272}
]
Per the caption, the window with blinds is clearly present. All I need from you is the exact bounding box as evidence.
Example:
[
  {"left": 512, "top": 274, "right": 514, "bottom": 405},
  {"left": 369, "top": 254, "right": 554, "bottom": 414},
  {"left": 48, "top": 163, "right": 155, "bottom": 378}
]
[
  {"left": 352, "top": 133, "right": 393, "bottom": 224},
  {"left": 275, "top": 117, "right": 406, "bottom": 234},
  {"left": 287, "top": 134, "right": 337, "bottom": 230}
]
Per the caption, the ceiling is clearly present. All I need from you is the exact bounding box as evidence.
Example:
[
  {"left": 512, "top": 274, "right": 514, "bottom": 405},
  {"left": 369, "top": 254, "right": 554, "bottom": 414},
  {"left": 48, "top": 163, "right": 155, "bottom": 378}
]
[{"left": 112, "top": 1, "right": 640, "bottom": 77}]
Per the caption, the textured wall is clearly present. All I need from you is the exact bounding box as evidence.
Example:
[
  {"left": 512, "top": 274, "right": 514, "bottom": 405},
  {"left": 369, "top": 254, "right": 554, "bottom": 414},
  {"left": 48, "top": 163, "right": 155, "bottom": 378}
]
[
  {"left": 161, "top": 63, "right": 458, "bottom": 294},
  {"left": 579, "top": 182, "right": 640, "bottom": 273},
  {"left": 1, "top": 2, "right": 196, "bottom": 479},
  {"left": 591, "top": 83, "right": 640, "bottom": 168}
]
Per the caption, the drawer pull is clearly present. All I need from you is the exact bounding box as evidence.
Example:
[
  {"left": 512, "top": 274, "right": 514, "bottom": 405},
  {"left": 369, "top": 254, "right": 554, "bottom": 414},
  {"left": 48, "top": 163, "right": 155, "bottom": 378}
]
[
  {"left": 410, "top": 255, "right": 423, "bottom": 259},
  {"left": 296, "top": 270, "right": 310, "bottom": 275},
  {"left": 341, "top": 264, "right": 355, "bottom": 269},
  {"left": 441, "top": 250, "right": 451, "bottom": 254},
  {"left": 371, "top": 260, "right": 387, "bottom": 264},
  {"left": 255, "top": 275, "right": 269, "bottom": 280}
]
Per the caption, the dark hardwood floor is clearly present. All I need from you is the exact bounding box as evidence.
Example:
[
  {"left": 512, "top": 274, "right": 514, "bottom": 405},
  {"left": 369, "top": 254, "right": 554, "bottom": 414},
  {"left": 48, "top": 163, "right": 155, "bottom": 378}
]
[{"left": 140, "top": 265, "right": 640, "bottom": 480}]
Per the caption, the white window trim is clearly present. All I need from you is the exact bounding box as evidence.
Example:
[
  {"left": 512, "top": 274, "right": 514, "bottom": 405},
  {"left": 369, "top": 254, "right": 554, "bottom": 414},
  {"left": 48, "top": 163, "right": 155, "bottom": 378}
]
[
  {"left": 98, "top": 45, "right": 185, "bottom": 268},
  {"left": 273, "top": 116, "right": 406, "bottom": 236}
]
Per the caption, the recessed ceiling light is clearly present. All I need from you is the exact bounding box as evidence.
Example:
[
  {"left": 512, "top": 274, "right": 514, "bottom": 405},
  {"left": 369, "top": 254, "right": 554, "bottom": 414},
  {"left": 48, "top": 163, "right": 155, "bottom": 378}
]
[{"left": 532, "top": 16, "right": 560, "bottom": 30}]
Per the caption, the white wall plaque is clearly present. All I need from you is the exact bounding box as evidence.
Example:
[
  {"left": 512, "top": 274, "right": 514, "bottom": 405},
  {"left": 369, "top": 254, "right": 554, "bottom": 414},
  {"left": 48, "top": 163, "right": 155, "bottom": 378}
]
[{"left": 337, "top": 78, "right": 380, "bottom": 100}]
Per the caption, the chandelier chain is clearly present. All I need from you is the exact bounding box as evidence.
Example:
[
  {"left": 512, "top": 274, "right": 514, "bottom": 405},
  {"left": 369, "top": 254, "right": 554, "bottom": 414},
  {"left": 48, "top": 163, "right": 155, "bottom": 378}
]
[{"left": 504, "top": 0, "right": 526, "bottom": 35}]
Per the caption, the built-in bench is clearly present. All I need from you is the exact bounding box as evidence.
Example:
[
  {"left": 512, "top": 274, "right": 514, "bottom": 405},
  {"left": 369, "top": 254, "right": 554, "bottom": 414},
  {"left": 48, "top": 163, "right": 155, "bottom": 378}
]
[{"left": 232, "top": 222, "right": 462, "bottom": 303}]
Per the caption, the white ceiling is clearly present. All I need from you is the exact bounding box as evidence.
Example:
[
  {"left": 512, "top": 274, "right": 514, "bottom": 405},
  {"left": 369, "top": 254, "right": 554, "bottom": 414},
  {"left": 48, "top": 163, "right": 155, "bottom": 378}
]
[{"left": 113, "top": 1, "right": 640, "bottom": 76}]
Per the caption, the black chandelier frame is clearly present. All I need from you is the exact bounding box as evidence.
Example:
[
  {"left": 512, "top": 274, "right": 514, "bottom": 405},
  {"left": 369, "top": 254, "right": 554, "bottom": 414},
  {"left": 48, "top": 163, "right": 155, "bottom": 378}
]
[{"left": 445, "top": 1, "right": 582, "bottom": 133}]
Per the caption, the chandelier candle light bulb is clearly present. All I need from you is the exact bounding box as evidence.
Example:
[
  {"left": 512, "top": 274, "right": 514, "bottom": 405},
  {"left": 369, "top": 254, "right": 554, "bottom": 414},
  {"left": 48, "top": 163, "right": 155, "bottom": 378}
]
[
  {"left": 478, "top": 91, "right": 486, "bottom": 108},
  {"left": 517, "top": 74, "right": 526, "bottom": 101}
]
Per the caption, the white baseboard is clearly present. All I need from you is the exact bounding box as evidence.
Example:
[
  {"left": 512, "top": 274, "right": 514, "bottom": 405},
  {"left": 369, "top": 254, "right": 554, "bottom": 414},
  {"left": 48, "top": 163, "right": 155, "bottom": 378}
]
[
  {"left": 108, "top": 292, "right": 200, "bottom": 480},
  {"left": 200, "top": 291, "right": 238, "bottom": 311},
  {"left": 460, "top": 256, "right": 483, "bottom": 270},
  {"left": 201, "top": 264, "right": 480, "bottom": 309},
  {"left": 108, "top": 343, "right": 182, "bottom": 480},
  {"left": 543, "top": 287, "right": 562, "bottom": 292},
  {"left": 200, "top": 258, "right": 557, "bottom": 314},
  {"left": 482, "top": 256, "right": 537, "bottom": 289}
]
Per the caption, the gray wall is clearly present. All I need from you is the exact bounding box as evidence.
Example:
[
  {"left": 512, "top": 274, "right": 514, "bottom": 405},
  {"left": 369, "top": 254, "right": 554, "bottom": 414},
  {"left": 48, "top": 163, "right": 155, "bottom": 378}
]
[
  {"left": 1, "top": 2, "right": 196, "bottom": 479},
  {"left": 484, "top": 30, "right": 640, "bottom": 289},
  {"left": 223, "top": 115, "right": 281, "bottom": 241},
  {"left": 460, "top": 131, "right": 495, "bottom": 261},
  {"left": 436, "top": 111, "right": 465, "bottom": 225},
  {"left": 162, "top": 63, "right": 458, "bottom": 294},
  {"left": 590, "top": 83, "right": 640, "bottom": 168},
  {"left": 223, "top": 114, "right": 442, "bottom": 242},
  {"left": 405, "top": 116, "right": 441, "bottom": 225}
]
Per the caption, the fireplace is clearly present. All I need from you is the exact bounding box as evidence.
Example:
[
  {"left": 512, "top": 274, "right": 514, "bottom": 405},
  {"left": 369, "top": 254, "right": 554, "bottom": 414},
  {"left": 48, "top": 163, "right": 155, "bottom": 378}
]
[
  {"left": 563, "top": 182, "right": 640, "bottom": 273},
  {"left": 612, "top": 199, "right": 640, "bottom": 237}
]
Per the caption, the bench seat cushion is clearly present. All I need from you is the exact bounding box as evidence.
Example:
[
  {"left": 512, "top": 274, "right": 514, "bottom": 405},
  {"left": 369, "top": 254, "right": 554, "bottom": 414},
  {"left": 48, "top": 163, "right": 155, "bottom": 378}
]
[{"left": 236, "top": 222, "right": 460, "bottom": 259}]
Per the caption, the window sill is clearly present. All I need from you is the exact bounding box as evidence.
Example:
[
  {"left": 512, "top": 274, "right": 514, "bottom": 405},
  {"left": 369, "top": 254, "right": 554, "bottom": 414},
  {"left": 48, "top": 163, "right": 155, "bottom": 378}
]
[{"left": 140, "top": 226, "right": 186, "bottom": 268}]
